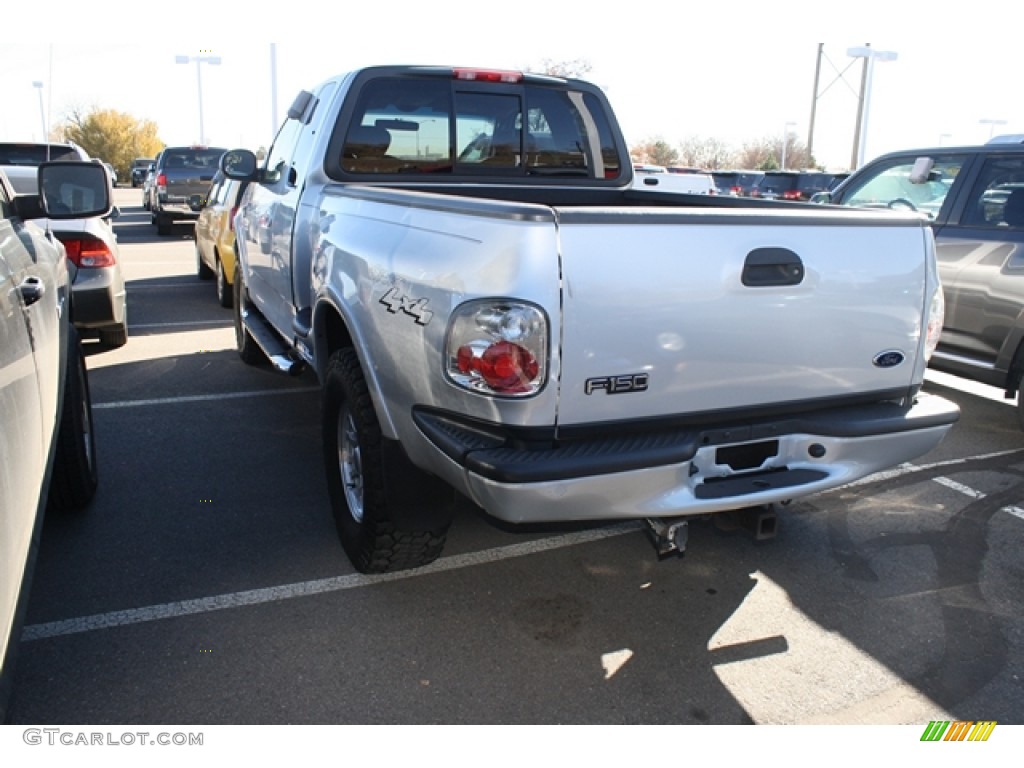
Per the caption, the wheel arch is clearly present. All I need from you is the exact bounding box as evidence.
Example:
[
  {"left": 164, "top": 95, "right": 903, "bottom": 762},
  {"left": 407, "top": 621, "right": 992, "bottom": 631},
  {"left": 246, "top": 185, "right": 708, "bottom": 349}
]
[{"left": 313, "top": 299, "right": 399, "bottom": 438}]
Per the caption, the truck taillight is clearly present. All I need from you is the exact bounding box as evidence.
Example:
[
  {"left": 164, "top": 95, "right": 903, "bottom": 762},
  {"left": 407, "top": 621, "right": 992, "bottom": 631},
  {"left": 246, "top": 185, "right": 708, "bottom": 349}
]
[
  {"left": 924, "top": 288, "right": 944, "bottom": 361},
  {"left": 156, "top": 172, "right": 167, "bottom": 189},
  {"left": 453, "top": 68, "right": 523, "bottom": 84},
  {"left": 446, "top": 301, "right": 547, "bottom": 396},
  {"left": 58, "top": 235, "right": 115, "bottom": 268}
]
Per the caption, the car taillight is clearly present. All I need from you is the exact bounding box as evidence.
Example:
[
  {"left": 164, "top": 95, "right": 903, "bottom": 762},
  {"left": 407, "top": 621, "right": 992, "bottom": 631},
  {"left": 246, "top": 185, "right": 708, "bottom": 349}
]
[
  {"left": 446, "top": 301, "right": 547, "bottom": 396},
  {"left": 782, "top": 190, "right": 802, "bottom": 200},
  {"left": 730, "top": 186, "right": 742, "bottom": 195},
  {"left": 156, "top": 172, "right": 167, "bottom": 189},
  {"left": 59, "top": 235, "right": 116, "bottom": 268}
]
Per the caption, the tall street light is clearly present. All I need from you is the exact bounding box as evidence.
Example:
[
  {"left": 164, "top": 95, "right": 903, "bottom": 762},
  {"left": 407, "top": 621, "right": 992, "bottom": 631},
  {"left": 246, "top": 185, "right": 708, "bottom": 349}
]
[
  {"left": 848, "top": 44, "right": 898, "bottom": 169},
  {"left": 780, "top": 121, "right": 796, "bottom": 170},
  {"left": 175, "top": 54, "right": 222, "bottom": 145},
  {"left": 32, "top": 81, "right": 47, "bottom": 141},
  {"left": 979, "top": 118, "right": 1007, "bottom": 140}
]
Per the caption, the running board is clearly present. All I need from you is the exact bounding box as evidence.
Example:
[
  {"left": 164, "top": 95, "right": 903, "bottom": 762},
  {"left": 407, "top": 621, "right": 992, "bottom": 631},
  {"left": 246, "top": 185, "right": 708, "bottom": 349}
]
[{"left": 241, "top": 309, "right": 305, "bottom": 376}]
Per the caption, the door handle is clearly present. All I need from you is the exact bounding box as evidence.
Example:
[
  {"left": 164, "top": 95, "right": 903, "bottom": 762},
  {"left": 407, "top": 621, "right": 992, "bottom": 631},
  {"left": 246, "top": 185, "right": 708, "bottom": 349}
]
[
  {"left": 742, "top": 247, "right": 804, "bottom": 287},
  {"left": 18, "top": 276, "right": 46, "bottom": 306}
]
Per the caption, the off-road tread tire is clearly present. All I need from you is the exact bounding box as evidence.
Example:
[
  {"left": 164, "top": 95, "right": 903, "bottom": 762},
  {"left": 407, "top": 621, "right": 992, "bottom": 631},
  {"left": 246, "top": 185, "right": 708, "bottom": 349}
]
[
  {"left": 233, "top": 268, "right": 267, "bottom": 365},
  {"left": 323, "top": 348, "right": 449, "bottom": 573},
  {"left": 49, "top": 328, "right": 98, "bottom": 511}
]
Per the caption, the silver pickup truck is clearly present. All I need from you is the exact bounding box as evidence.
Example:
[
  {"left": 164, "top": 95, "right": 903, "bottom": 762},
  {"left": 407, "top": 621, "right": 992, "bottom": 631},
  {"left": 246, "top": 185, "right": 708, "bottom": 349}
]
[{"left": 219, "top": 65, "right": 959, "bottom": 573}]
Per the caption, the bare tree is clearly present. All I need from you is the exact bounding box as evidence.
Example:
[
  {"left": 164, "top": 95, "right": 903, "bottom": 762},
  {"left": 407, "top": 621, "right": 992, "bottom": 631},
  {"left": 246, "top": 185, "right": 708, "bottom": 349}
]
[
  {"left": 677, "top": 136, "right": 735, "bottom": 170},
  {"left": 534, "top": 58, "right": 593, "bottom": 78}
]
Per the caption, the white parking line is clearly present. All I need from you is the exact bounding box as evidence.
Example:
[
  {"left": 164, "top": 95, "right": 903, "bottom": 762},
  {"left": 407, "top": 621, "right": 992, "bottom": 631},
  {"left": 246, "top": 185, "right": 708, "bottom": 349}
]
[
  {"left": 21, "top": 524, "right": 638, "bottom": 641},
  {"left": 93, "top": 388, "right": 320, "bottom": 409},
  {"left": 833, "top": 448, "right": 1024, "bottom": 521}
]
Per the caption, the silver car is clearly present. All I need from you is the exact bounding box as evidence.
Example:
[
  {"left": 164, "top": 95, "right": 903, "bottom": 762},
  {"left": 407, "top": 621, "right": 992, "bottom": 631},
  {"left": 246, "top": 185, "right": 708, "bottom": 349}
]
[
  {"left": 0, "top": 162, "right": 106, "bottom": 719},
  {"left": 0, "top": 142, "right": 128, "bottom": 348}
]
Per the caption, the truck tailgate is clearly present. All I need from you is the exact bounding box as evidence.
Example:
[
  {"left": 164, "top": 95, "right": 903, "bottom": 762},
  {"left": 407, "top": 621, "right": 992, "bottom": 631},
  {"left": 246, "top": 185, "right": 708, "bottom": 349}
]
[{"left": 555, "top": 207, "right": 932, "bottom": 427}]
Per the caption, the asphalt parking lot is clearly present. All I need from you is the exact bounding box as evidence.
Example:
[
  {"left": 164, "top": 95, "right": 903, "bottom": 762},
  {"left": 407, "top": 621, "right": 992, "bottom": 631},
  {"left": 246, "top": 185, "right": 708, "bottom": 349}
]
[{"left": 7, "top": 187, "right": 1024, "bottom": 725}]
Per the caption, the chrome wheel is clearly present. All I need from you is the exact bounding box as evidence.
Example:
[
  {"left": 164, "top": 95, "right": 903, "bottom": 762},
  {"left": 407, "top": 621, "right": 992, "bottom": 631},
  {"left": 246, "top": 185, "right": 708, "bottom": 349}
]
[{"left": 337, "top": 404, "right": 364, "bottom": 523}]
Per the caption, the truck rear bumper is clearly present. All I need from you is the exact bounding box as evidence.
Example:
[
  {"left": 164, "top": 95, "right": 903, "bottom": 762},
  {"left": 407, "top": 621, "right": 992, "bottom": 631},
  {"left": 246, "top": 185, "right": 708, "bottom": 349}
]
[{"left": 413, "top": 393, "right": 960, "bottom": 524}]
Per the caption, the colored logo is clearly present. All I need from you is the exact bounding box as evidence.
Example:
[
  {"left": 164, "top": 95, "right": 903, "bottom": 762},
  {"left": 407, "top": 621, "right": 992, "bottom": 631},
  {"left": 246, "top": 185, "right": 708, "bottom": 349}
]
[{"left": 920, "top": 721, "right": 997, "bottom": 742}]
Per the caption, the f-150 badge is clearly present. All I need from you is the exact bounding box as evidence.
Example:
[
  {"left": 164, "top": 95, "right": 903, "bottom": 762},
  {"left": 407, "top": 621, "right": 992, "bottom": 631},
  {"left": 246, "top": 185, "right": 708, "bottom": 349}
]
[
  {"left": 379, "top": 288, "right": 433, "bottom": 326},
  {"left": 585, "top": 373, "right": 649, "bottom": 395}
]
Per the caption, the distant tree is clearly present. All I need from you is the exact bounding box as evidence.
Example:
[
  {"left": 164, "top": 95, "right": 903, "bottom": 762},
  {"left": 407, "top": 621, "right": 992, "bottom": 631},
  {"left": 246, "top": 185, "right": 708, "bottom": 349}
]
[
  {"left": 630, "top": 137, "right": 679, "bottom": 167},
  {"left": 61, "top": 108, "right": 163, "bottom": 181},
  {"left": 734, "top": 134, "right": 817, "bottom": 171},
  {"left": 677, "top": 136, "right": 735, "bottom": 170},
  {"left": 534, "top": 58, "right": 593, "bottom": 78}
]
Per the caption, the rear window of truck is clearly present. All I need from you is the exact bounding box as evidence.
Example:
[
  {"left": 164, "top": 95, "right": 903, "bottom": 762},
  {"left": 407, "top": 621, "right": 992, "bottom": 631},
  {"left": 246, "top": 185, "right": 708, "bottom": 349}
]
[{"left": 336, "top": 76, "right": 623, "bottom": 180}]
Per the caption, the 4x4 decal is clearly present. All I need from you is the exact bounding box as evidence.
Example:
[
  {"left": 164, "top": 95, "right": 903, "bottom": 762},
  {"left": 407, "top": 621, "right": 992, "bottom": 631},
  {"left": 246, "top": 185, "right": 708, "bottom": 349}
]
[{"left": 379, "top": 287, "right": 433, "bottom": 326}]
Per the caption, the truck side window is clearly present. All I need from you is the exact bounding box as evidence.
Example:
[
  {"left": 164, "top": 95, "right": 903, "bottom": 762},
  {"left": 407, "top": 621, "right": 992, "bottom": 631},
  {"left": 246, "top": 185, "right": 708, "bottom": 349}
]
[
  {"left": 958, "top": 156, "right": 1024, "bottom": 228},
  {"left": 264, "top": 118, "right": 304, "bottom": 186}
]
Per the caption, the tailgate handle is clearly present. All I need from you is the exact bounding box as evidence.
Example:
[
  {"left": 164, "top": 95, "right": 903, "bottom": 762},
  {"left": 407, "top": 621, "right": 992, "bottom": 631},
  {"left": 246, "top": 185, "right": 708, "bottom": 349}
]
[{"left": 742, "top": 247, "right": 804, "bottom": 287}]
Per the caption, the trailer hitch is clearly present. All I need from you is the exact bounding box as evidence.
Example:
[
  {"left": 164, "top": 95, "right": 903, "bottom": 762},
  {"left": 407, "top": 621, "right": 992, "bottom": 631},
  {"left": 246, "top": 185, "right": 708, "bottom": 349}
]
[{"left": 643, "top": 518, "right": 689, "bottom": 559}]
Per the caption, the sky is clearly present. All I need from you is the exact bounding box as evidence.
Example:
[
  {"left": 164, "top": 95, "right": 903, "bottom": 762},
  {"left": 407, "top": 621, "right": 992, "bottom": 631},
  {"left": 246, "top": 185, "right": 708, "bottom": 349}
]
[{"left": 2, "top": 1, "right": 1022, "bottom": 171}]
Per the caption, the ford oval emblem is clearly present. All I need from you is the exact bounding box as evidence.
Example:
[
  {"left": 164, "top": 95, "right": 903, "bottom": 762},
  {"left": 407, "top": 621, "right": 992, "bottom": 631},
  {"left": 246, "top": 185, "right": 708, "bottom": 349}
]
[{"left": 873, "top": 350, "right": 905, "bottom": 368}]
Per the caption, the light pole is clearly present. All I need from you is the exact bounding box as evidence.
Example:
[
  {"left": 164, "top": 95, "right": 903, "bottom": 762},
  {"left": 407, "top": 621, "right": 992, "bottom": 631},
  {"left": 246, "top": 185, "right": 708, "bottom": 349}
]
[
  {"left": 175, "top": 54, "right": 222, "bottom": 145},
  {"left": 848, "top": 44, "right": 898, "bottom": 169},
  {"left": 31, "top": 81, "right": 47, "bottom": 141},
  {"left": 780, "top": 121, "right": 796, "bottom": 170},
  {"left": 979, "top": 118, "right": 1007, "bottom": 140}
]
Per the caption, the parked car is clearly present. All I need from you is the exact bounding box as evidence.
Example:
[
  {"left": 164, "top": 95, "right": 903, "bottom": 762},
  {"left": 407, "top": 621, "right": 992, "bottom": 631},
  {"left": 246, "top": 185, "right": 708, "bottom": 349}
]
[
  {"left": 149, "top": 146, "right": 227, "bottom": 235},
  {"left": 816, "top": 142, "right": 1024, "bottom": 424},
  {"left": 192, "top": 171, "right": 249, "bottom": 308},
  {"left": 0, "top": 142, "right": 128, "bottom": 348},
  {"left": 0, "top": 161, "right": 107, "bottom": 720},
  {"left": 101, "top": 161, "right": 117, "bottom": 186},
  {"left": 710, "top": 170, "right": 764, "bottom": 197},
  {"left": 130, "top": 157, "right": 154, "bottom": 188},
  {"left": 750, "top": 170, "right": 838, "bottom": 201},
  {"left": 141, "top": 154, "right": 159, "bottom": 209}
]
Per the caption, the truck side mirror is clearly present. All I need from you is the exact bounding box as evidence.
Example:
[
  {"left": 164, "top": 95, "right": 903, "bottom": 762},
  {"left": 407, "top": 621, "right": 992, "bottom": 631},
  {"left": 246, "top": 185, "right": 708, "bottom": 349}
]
[{"left": 221, "top": 149, "right": 258, "bottom": 180}]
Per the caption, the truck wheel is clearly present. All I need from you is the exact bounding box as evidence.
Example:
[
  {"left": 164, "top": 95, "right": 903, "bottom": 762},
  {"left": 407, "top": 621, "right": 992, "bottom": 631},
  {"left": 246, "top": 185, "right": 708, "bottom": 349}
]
[
  {"left": 233, "top": 268, "right": 267, "bottom": 365},
  {"left": 156, "top": 213, "right": 171, "bottom": 236},
  {"left": 49, "top": 327, "right": 98, "bottom": 511},
  {"left": 323, "top": 348, "right": 452, "bottom": 573},
  {"left": 196, "top": 244, "right": 214, "bottom": 280},
  {"left": 216, "top": 257, "right": 232, "bottom": 308}
]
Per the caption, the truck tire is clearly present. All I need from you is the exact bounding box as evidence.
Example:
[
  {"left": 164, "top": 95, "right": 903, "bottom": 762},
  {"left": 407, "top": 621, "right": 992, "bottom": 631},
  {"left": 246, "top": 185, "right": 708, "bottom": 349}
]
[
  {"left": 196, "top": 243, "right": 214, "bottom": 280},
  {"left": 233, "top": 268, "right": 267, "bottom": 365},
  {"left": 156, "top": 213, "right": 171, "bottom": 236},
  {"left": 49, "top": 327, "right": 98, "bottom": 511},
  {"left": 323, "top": 348, "right": 452, "bottom": 573}
]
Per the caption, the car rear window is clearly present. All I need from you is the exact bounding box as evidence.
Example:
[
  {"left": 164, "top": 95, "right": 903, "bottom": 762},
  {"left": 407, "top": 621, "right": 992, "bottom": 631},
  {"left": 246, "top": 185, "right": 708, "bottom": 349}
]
[
  {"left": 0, "top": 143, "right": 81, "bottom": 165},
  {"left": 161, "top": 149, "right": 227, "bottom": 170}
]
